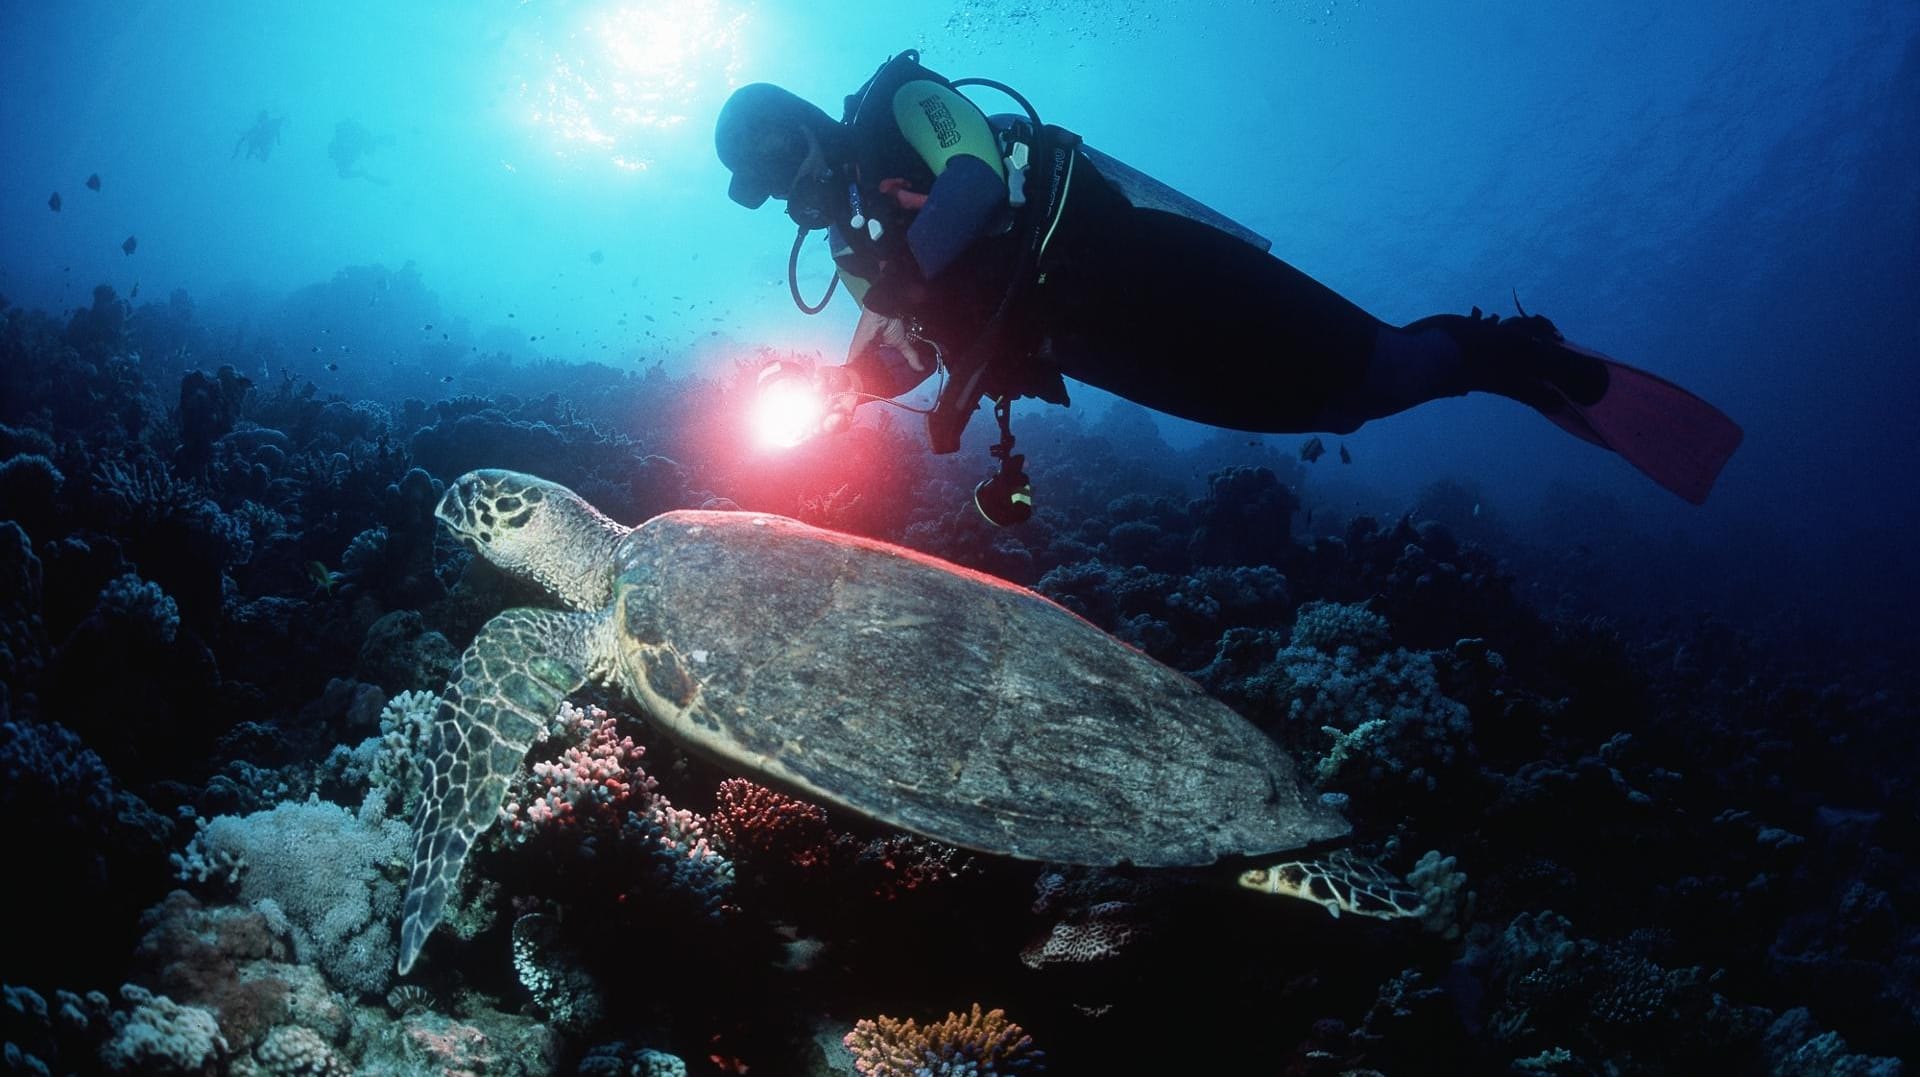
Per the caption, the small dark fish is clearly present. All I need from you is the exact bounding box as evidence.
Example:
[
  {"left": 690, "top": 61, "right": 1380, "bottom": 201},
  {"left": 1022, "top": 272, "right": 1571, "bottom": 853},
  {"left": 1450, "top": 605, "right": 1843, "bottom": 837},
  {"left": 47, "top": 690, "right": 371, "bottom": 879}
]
[
  {"left": 121, "top": 235, "right": 137, "bottom": 255},
  {"left": 129, "top": 281, "right": 139, "bottom": 298},
  {"left": 507, "top": 312, "right": 515, "bottom": 318},
  {"left": 1299, "top": 436, "right": 1325, "bottom": 463},
  {"left": 325, "top": 362, "right": 339, "bottom": 372},
  {"left": 423, "top": 323, "right": 432, "bottom": 330},
  {"left": 312, "top": 346, "right": 322, "bottom": 352},
  {"left": 588, "top": 249, "right": 604, "bottom": 264},
  {"left": 442, "top": 374, "right": 455, "bottom": 382},
  {"left": 85, "top": 173, "right": 101, "bottom": 191},
  {"left": 48, "top": 192, "right": 61, "bottom": 212},
  {"left": 1339, "top": 443, "right": 1352, "bottom": 464}
]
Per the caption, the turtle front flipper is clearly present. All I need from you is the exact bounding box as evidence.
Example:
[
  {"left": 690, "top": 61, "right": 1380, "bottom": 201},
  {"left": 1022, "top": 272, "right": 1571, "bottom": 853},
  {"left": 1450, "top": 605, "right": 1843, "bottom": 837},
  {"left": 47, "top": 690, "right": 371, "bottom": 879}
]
[
  {"left": 437, "top": 469, "right": 630, "bottom": 612},
  {"left": 397, "top": 606, "right": 615, "bottom": 974}
]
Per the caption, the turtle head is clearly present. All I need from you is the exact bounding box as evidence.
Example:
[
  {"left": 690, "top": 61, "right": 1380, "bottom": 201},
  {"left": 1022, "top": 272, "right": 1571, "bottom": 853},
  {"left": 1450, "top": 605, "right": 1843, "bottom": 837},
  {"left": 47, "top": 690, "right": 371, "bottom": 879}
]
[{"left": 438, "top": 469, "right": 631, "bottom": 611}]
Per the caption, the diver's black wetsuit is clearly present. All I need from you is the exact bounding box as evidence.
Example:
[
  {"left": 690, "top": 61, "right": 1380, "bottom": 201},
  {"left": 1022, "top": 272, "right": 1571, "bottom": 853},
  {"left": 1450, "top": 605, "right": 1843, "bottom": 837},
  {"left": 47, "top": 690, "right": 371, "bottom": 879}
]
[
  {"left": 844, "top": 121, "right": 1479, "bottom": 439},
  {"left": 1028, "top": 169, "right": 1395, "bottom": 434}
]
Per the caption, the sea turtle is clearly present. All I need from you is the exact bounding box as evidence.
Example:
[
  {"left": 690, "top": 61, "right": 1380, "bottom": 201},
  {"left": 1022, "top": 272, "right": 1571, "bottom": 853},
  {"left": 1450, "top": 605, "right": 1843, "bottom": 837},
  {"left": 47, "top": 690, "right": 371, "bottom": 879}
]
[{"left": 397, "top": 469, "right": 1398, "bottom": 974}]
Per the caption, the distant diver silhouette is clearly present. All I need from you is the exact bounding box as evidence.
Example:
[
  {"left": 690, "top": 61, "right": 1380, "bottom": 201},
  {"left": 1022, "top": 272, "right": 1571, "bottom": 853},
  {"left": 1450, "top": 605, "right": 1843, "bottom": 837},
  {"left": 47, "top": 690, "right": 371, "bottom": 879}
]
[
  {"left": 328, "top": 119, "right": 393, "bottom": 184},
  {"left": 233, "top": 110, "right": 285, "bottom": 162}
]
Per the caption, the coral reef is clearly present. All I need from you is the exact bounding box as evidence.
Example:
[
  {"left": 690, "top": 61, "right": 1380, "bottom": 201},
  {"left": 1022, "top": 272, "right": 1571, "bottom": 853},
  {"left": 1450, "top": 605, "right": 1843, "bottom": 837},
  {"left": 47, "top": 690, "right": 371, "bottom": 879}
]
[
  {"left": 0, "top": 271, "right": 1912, "bottom": 1075},
  {"left": 173, "top": 795, "right": 411, "bottom": 997},
  {"left": 845, "top": 1003, "right": 1044, "bottom": 1076}
]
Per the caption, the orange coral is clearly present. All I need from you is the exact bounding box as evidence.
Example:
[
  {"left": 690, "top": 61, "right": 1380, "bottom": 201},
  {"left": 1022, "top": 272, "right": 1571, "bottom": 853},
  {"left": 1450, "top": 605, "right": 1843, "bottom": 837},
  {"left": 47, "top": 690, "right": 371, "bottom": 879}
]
[{"left": 844, "top": 1003, "right": 1044, "bottom": 1075}]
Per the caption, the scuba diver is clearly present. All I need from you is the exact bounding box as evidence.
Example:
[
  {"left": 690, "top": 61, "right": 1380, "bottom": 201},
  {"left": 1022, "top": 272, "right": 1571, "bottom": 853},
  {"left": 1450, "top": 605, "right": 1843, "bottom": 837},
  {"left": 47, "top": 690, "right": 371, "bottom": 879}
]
[
  {"left": 233, "top": 110, "right": 285, "bottom": 161},
  {"left": 327, "top": 119, "right": 394, "bottom": 184},
  {"left": 716, "top": 51, "right": 1742, "bottom": 523}
]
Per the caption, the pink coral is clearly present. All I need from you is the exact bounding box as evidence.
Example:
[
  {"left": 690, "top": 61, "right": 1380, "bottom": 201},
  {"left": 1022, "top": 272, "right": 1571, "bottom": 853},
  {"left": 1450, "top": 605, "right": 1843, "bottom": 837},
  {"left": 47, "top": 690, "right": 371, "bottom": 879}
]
[{"left": 501, "top": 703, "right": 658, "bottom": 839}]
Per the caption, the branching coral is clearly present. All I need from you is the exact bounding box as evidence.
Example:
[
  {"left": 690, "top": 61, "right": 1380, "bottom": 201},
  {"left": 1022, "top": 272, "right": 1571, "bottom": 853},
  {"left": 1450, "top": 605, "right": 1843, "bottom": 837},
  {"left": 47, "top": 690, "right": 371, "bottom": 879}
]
[
  {"left": 710, "top": 777, "right": 834, "bottom": 869},
  {"left": 845, "top": 1003, "right": 1044, "bottom": 1076},
  {"left": 496, "top": 702, "right": 734, "bottom": 920},
  {"left": 500, "top": 702, "right": 659, "bottom": 839}
]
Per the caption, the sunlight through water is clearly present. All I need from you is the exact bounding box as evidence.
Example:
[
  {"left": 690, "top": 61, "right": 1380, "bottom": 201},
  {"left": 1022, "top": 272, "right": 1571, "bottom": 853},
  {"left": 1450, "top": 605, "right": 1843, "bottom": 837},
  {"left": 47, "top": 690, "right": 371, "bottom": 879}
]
[{"left": 516, "top": 0, "right": 750, "bottom": 171}]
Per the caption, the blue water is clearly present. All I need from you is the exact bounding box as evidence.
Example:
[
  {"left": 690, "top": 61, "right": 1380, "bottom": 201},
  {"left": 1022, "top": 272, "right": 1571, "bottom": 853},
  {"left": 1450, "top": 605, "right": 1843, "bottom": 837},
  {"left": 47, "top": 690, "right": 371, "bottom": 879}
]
[
  {"left": 2, "top": 0, "right": 1915, "bottom": 627},
  {"left": 5, "top": 4, "right": 1920, "bottom": 1071}
]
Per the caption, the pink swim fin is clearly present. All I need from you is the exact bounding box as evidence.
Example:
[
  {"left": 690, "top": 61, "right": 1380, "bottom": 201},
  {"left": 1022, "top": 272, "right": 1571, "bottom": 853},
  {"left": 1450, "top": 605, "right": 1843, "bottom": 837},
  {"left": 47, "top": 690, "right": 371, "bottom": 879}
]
[{"left": 1532, "top": 342, "right": 1743, "bottom": 505}]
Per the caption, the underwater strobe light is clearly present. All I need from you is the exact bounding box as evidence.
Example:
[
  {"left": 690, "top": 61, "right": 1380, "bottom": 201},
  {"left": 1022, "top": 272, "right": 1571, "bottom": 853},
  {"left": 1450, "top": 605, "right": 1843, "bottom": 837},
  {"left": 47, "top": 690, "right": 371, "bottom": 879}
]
[{"left": 750, "top": 360, "right": 825, "bottom": 450}]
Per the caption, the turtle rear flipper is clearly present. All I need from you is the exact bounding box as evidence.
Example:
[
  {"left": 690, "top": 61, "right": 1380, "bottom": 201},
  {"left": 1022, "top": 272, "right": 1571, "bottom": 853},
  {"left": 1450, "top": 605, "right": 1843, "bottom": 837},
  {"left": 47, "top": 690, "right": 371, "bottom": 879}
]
[
  {"left": 1238, "top": 852, "right": 1426, "bottom": 920},
  {"left": 398, "top": 606, "right": 613, "bottom": 974}
]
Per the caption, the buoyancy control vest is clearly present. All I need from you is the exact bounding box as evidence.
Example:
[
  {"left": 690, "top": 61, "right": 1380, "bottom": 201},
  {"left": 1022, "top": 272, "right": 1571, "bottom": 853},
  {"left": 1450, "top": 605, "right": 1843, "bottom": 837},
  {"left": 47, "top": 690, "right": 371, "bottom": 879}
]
[
  {"left": 813, "top": 50, "right": 1273, "bottom": 456},
  {"left": 817, "top": 50, "right": 1089, "bottom": 453}
]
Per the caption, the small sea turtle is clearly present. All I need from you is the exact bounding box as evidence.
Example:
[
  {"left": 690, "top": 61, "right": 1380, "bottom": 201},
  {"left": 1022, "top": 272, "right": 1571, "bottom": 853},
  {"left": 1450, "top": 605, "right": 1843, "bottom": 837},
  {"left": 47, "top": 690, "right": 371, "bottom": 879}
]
[{"left": 398, "top": 470, "right": 1386, "bottom": 973}]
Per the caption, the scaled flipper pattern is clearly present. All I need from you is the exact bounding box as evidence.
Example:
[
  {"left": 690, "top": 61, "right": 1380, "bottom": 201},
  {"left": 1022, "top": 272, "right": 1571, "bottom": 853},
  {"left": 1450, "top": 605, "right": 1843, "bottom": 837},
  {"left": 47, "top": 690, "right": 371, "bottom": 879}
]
[{"left": 396, "top": 607, "right": 605, "bottom": 974}]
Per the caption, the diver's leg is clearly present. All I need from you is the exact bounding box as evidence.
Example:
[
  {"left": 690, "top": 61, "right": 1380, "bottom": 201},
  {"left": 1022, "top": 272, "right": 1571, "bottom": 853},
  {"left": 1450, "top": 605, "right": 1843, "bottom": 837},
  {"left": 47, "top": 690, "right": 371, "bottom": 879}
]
[
  {"left": 1039, "top": 211, "right": 1630, "bottom": 438},
  {"left": 1393, "top": 311, "right": 1743, "bottom": 504},
  {"left": 1040, "top": 209, "right": 1386, "bottom": 432}
]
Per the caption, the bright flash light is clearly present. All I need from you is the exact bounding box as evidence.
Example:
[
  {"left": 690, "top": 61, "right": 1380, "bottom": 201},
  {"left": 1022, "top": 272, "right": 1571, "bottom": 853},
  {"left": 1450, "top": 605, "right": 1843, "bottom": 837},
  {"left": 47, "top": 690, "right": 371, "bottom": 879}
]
[{"left": 751, "top": 376, "right": 824, "bottom": 449}]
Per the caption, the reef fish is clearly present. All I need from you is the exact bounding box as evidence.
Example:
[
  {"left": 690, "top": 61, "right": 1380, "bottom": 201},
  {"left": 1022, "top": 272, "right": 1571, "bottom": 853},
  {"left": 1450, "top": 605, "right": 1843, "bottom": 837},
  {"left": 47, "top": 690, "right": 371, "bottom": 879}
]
[
  {"left": 86, "top": 172, "right": 101, "bottom": 191},
  {"left": 47, "top": 191, "right": 61, "bottom": 212},
  {"left": 121, "top": 235, "right": 137, "bottom": 256},
  {"left": 1299, "top": 436, "right": 1326, "bottom": 463}
]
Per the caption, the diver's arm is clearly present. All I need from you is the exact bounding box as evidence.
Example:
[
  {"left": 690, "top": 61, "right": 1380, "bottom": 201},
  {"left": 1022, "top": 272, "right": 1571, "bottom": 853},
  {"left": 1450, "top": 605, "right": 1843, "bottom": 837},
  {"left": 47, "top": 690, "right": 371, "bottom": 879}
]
[
  {"left": 860, "top": 78, "right": 1010, "bottom": 317},
  {"left": 825, "top": 221, "right": 934, "bottom": 401},
  {"left": 864, "top": 154, "right": 1007, "bottom": 315}
]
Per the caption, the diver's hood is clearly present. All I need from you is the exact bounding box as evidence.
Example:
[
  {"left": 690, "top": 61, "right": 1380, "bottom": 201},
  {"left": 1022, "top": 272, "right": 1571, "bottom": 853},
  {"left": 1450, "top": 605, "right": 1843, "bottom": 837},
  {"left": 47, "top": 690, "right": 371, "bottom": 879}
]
[{"left": 716, "top": 84, "right": 846, "bottom": 209}]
